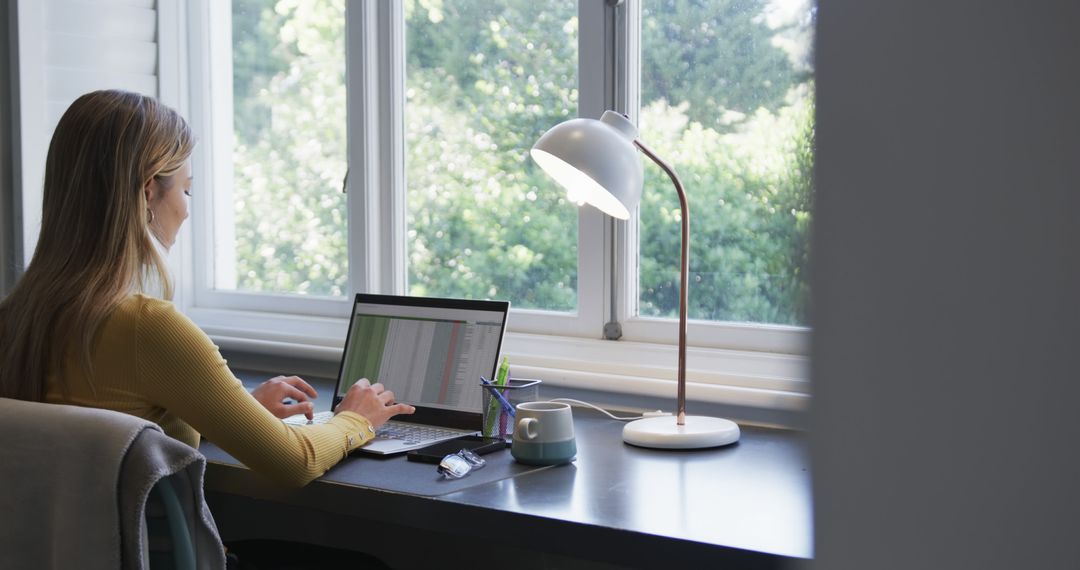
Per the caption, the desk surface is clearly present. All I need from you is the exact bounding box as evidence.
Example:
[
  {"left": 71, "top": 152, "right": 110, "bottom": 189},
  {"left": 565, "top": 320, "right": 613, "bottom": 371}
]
[{"left": 202, "top": 380, "right": 812, "bottom": 569}]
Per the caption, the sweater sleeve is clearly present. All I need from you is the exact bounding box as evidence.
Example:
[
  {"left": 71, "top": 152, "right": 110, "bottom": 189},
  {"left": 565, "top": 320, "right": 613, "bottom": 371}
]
[{"left": 134, "top": 298, "right": 374, "bottom": 487}]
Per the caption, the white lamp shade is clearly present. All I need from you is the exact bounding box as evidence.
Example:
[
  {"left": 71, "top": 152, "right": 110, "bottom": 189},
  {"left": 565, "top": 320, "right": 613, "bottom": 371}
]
[{"left": 530, "top": 111, "right": 644, "bottom": 220}]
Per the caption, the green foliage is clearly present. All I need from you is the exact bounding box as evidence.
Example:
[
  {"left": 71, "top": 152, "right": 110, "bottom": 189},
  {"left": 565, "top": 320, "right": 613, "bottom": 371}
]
[
  {"left": 637, "top": 0, "right": 814, "bottom": 325},
  {"left": 404, "top": 0, "right": 579, "bottom": 310},
  {"left": 229, "top": 0, "right": 815, "bottom": 325},
  {"left": 231, "top": 0, "right": 348, "bottom": 296},
  {"left": 641, "top": 0, "right": 809, "bottom": 130},
  {"left": 231, "top": 0, "right": 291, "bottom": 144},
  {"left": 638, "top": 93, "right": 814, "bottom": 324}
]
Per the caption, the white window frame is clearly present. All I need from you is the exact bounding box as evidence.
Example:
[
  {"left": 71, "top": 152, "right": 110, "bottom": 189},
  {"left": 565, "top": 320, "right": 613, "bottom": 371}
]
[{"left": 165, "top": 0, "right": 810, "bottom": 412}]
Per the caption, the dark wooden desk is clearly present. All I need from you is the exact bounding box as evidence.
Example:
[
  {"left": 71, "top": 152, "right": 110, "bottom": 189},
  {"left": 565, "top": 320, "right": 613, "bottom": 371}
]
[{"left": 201, "top": 406, "right": 812, "bottom": 569}]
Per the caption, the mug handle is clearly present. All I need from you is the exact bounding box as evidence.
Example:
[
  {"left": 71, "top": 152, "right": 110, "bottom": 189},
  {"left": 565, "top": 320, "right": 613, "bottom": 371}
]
[{"left": 515, "top": 417, "right": 539, "bottom": 441}]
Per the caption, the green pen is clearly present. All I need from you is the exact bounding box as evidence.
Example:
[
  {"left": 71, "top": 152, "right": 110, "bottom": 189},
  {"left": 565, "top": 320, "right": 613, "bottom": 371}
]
[
  {"left": 483, "top": 356, "right": 511, "bottom": 437},
  {"left": 495, "top": 355, "right": 510, "bottom": 386}
]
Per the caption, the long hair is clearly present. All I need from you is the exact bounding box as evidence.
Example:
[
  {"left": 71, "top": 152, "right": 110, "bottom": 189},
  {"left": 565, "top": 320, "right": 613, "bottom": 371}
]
[{"left": 0, "top": 90, "right": 194, "bottom": 401}]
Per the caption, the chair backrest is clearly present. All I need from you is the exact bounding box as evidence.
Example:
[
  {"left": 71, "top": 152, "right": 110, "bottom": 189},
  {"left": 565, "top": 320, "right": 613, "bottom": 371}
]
[
  {"left": 146, "top": 475, "right": 197, "bottom": 570},
  {"left": 0, "top": 398, "right": 224, "bottom": 569}
]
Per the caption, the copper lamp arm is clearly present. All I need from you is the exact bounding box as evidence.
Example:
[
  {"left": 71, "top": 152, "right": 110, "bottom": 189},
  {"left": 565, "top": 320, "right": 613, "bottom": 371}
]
[{"left": 633, "top": 139, "right": 689, "bottom": 426}]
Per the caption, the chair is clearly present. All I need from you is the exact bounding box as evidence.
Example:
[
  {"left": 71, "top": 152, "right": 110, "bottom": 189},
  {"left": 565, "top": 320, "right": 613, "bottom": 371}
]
[
  {"left": 146, "top": 473, "right": 198, "bottom": 569},
  {"left": 0, "top": 398, "right": 225, "bottom": 569}
]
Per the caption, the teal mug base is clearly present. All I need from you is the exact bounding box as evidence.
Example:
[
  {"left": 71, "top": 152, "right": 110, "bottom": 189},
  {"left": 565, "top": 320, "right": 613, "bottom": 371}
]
[{"left": 512, "top": 439, "right": 577, "bottom": 465}]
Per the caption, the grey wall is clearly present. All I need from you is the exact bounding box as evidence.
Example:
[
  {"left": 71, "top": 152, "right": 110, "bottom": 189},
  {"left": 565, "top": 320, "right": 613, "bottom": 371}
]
[
  {"left": 0, "top": 1, "right": 13, "bottom": 293},
  {"left": 811, "top": 1, "right": 1080, "bottom": 569}
]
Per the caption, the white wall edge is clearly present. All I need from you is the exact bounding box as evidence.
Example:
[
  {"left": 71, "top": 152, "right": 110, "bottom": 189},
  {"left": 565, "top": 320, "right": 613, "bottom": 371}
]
[{"left": 13, "top": 0, "right": 45, "bottom": 267}]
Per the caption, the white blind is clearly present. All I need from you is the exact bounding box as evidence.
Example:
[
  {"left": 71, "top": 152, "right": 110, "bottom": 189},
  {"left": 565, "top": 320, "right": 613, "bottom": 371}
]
[
  {"left": 43, "top": 0, "right": 158, "bottom": 130},
  {"left": 14, "top": 0, "right": 160, "bottom": 264}
]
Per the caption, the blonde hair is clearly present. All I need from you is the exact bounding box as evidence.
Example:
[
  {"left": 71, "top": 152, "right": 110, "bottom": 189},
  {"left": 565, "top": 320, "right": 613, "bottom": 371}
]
[{"left": 0, "top": 89, "right": 194, "bottom": 401}]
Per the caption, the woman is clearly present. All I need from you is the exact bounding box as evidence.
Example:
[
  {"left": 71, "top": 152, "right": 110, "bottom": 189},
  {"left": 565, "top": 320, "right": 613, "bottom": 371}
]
[{"left": 0, "top": 89, "right": 413, "bottom": 486}]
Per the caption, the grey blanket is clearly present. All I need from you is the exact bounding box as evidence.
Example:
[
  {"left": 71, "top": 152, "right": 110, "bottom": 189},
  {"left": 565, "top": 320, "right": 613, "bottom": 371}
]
[{"left": 0, "top": 398, "right": 225, "bottom": 569}]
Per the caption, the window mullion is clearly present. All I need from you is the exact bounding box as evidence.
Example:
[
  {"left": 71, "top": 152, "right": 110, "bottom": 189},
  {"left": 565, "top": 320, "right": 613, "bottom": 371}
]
[
  {"left": 604, "top": 0, "right": 639, "bottom": 339},
  {"left": 380, "top": 0, "right": 406, "bottom": 295},
  {"left": 582, "top": 0, "right": 638, "bottom": 340},
  {"left": 578, "top": 0, "right": 611, "bottom": 336},
  {"left": 345, "top": 0, "right": 380, "bottom": 295},
  {"left": 615, "top": 0, "right": 640, "bottom": 327}
]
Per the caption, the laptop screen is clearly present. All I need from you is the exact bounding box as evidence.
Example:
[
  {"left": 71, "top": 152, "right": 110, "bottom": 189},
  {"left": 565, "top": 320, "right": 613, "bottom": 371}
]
[{"left": 336, "top": 295, "right": 509, "bottom": 418}]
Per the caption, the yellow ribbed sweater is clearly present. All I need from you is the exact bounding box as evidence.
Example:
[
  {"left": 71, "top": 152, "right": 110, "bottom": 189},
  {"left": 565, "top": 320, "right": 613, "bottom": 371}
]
[{"left": 44, "top": 294, "right": 374, "bottom": 487}]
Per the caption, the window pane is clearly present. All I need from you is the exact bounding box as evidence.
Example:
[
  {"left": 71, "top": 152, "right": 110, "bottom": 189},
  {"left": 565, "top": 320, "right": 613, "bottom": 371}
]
[
  {"left": 229, "top": 0, "right": 347, "bottom": 296},
  {"left": 405, "top": 1, "right": 579, "bottom": 311},
  {"left": 638, "top": 0, "right": 815, "bottom": 325}
]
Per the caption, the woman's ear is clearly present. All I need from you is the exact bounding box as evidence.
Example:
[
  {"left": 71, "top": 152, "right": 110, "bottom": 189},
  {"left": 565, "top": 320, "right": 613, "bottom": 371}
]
[{"left": 144, "top": 177, "right": 157, "bottom": 206}]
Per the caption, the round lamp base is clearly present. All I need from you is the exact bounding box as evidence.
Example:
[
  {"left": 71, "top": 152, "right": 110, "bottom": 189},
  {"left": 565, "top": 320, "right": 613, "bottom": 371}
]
[{"left": 622, "top": 416, "right": 741, "bottom": 450}]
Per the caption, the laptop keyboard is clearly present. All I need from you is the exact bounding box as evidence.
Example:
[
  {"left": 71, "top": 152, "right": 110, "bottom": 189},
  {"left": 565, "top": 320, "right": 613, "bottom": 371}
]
[
  {"left": 377, "top": 422, "right": 467, "bottom": 445},
  {"left": 283, "top": 413, "right": 466, "bottom": 445},
  {"left": 283, "top": 411, "right": 333, "bottom": 426}
]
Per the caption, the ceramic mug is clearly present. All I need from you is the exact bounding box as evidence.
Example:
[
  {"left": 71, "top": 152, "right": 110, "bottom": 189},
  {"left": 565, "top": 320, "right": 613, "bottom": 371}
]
[{"left": 511, "top": 401, "right": 576, "bottom": 465}]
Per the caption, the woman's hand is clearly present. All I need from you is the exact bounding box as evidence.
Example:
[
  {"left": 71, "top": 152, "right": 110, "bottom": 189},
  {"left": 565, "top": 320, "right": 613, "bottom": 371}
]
[
  {"left": 251, "top": 375, "right": 319, "bottom": 420},
  {"left": 335, "top": 378, "right": 415, "bottom": 428}
]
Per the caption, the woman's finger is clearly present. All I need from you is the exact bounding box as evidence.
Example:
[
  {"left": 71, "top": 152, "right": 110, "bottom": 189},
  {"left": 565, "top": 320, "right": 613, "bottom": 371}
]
[
  {"left": 282, "top": 385, "right": 311, "bottom": 404},
  {"left": 283, "top": 376, "right": 318, "bottom": 399},
  {"left": 369, "top": 382, "right": 385, "bottom": 395},
  {"left": 377, "top": 390, "right": 395, "bottom": 405},
  {"left": 279, "top": 401, "right": 314, "bottom": 419},
  {"left": 387, "top": 403, "right": 416, "bottom": 416}
]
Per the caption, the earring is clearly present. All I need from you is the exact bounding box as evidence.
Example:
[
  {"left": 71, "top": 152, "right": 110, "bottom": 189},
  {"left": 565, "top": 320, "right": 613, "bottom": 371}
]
[{"left": 147, "top": 209, "right": 155, "bottom": 225}]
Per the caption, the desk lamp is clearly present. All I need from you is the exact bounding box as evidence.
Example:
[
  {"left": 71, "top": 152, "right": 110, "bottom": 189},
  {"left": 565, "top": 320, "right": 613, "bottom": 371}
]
[{"left": 531, "top": 111, "right": 740, "bottom": 449}]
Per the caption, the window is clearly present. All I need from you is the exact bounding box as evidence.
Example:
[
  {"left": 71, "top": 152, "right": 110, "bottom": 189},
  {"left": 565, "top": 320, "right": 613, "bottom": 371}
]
[
  {"left": 637, "top": 0, "right": 814, "bottom": 327},
  {"left": 181, "top": 0, "right": 814, "bottom": 406}
]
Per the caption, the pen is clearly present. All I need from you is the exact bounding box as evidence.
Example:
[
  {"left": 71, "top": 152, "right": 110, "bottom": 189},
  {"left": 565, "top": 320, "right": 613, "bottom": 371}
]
[
  {"left": 495, "top": 356, "right": 509, "bottom": 386},
  {"left": 483, "top": 356, "right": 511, "bottom": 436},
  {"left": 480, "top": 376, "right": 516, "bottom": 419}
]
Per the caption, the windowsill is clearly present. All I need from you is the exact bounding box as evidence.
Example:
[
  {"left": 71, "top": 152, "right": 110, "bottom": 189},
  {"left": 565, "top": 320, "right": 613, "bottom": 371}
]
[
  {"left": 219, "top": 331, "right": 810, "bottom": 429},
  {"left": 184, "top": 287, "right": 809, "bottom": 429}
]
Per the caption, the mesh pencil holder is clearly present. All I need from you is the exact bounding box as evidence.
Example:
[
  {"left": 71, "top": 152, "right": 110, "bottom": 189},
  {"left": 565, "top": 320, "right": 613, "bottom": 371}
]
[{"left": 480, "top": 378, "right": 541, "bottom": 440}]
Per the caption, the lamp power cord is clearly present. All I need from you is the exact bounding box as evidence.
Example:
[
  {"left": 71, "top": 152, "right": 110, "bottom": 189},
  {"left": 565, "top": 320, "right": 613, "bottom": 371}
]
[{"left": 541, "top": 398, "right": 671, "bottom": 421}]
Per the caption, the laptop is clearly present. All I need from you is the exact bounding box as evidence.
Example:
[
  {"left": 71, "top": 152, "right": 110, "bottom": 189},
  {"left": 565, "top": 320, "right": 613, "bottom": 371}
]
[{"left": 284, "top": 294, "right": 510, "bottom": 455}]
